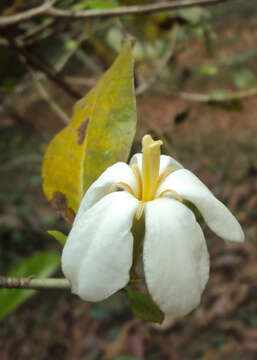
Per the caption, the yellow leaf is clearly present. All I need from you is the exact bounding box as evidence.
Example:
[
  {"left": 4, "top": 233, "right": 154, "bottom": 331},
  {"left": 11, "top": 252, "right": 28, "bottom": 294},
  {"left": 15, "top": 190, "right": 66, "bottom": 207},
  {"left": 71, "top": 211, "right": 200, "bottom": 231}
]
[{"left": 42, "top": 39, "right": 136, "bottom": 222}]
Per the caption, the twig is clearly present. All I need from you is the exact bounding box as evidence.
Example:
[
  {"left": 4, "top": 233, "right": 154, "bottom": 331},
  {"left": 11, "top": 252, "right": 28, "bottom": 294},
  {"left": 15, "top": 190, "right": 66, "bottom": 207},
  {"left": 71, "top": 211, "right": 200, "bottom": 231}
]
[
  {"left": 0, "top": 0, "right": 229, "bottom": 27},
  {"left": 0, "top": 107, "right": 31, "bottom": 127},
  {"left": 66, "top": 76, "right": 97, "bottom": 87},
  {"left": 47, "top": 0, "right": 228, "bottom": 20},
  {"left": 0, "top": 154, "right": 42, "bottom": 171},
  {"left": 30, "top": 69, "right": 70, "bottom": 124},
  {"left": 136, "top": 24, "right": 179, "bottom": 96},
  {"left": 0, "top": 276, "right": 71, "bottom": 290},
  {"left": 10, "top": 43, "right": 71, "bottom": 123},
  {"left": 0, "top": 19, "right": 55, "bottom": 47},
  {"left": 0, "top": 276, "right": 144, "bottom": 291},
  {"left": 3, "top": 34, "right": 81, "bottom": 99},
  {"left": 55, "top": 32, "right": 91, "bottom": 72},
  {"left": 55, "top": 19, "right": 114, "bottom": 73},
  {"left": 179, "top": 87, "right": 257, "bottom": 103},
  {"left": 21, "top": 18, "right": 54, "bottom": 42},
  {"left": 0, "top": 0, "right": 57, "bottom": 27}
]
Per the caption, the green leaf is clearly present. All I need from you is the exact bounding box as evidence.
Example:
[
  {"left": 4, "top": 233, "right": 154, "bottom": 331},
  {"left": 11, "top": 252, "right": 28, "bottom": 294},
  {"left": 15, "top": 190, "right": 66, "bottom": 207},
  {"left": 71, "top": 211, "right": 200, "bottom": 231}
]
[
  {"left": 48, "top": 230, "right": 67, "bottom": 246},
  {"left": 125, "top": 287, "right": 164, "bottom": 324},
  {"left": 0, "top": 252, "right": 60, "bottom": 319},
  {"left": 42, "top": 39, "right": 136, "bottom": 221},
  {"left": 72, "top": 0, "right": 118, "bottom": 11}
]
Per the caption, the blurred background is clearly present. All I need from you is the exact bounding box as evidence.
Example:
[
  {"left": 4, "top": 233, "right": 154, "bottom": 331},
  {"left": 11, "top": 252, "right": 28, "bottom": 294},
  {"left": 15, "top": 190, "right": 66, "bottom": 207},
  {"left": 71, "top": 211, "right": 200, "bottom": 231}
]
[{"left": 0, "top": 0, "right": 257, "bottom": 359}]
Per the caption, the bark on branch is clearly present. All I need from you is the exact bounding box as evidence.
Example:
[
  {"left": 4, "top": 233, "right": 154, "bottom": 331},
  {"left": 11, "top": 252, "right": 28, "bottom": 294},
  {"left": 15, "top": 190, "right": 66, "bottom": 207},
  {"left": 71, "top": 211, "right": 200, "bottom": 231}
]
[
  {"left": 179, "top": 87, "right": 257, "bottom": 103},
  {"left": 47, "top": 0, "right": 228, "bottom": 19},
  {"left": 4, "top": 34, "right": 81, "bottom": 99},
  {"left": 0, "top": 0, "right": 229, "bottom": 27},
  {"left": 0, "top": 276, "right": 71, "bottom": 291},
  {"left": 0, "top": 0, "right": 57, "bottom": 27}
]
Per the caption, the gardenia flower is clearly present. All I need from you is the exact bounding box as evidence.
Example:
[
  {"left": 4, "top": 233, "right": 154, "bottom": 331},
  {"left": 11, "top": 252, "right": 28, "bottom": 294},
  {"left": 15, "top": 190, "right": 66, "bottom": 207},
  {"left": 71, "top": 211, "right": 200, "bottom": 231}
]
[{"left": 62, "top": 135, "right": 244, "bottom": 317}]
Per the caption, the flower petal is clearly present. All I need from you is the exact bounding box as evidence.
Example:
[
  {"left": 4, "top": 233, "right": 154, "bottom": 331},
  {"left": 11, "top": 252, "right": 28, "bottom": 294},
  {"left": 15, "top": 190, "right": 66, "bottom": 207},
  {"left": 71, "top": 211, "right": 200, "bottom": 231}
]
[
  {"left": 157, "top": 169, "right": 244, "bottom": 242},
  {"left": 143, "top": 198, "right": 209, "bottom": 317},
  {"left": 62, "top": 191, "right": 138, "bottom": 301},
  {"left": 159, "top": 154, "right": 184, "bottom": 173},
  {"left": 76, "top": 162, "right": 138, "bottom": 218},
  {"left": 129, "top": 153, "right": 183, "bottom": 174}
]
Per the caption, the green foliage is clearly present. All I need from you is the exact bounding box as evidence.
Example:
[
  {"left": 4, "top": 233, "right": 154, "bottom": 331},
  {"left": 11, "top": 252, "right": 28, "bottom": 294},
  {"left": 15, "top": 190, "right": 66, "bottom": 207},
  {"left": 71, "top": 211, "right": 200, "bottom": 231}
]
[
  {"left": 125, "top": 287, "right": 164, "bottom": 324},
  {"left": 0, "top": 252, "right": 60, "bottom": 319},
  {"left": 48, "top": 230, "right": 67, "bottom": 246},
  {"left": 72, "top": 0, "right": 118, "bottom": 10}
]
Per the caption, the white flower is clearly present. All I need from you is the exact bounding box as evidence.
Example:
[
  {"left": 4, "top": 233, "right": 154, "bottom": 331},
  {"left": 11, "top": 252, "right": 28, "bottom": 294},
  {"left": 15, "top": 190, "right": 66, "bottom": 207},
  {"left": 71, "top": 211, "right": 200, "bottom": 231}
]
[{"left": 62, "top": 135, "right": 244, "bottom": 317}]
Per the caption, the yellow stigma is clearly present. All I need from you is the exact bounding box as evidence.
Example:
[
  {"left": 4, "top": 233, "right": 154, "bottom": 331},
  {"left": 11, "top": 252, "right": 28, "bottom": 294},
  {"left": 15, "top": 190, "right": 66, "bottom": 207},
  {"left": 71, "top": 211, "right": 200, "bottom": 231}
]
[
  {"left": 110, "top": 134, "right": 177, "bottom": 217},
  {"left": 142, "top": 134, "right": 163, "bottom": 201}
]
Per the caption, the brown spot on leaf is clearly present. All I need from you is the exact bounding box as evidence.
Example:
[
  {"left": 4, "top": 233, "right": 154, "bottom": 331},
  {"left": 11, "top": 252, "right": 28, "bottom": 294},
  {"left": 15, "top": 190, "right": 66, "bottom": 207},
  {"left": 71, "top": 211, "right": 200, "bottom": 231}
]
[
  {"left": 77, "top": 118, "right": 89, "bottom": 145},
  {"left": 51, "top": 191, "right": 75, "bottom": 224}
]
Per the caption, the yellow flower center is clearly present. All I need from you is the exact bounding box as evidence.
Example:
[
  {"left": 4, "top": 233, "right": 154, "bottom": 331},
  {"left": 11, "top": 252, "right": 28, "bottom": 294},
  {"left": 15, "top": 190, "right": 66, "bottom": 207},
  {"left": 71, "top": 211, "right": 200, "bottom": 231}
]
[
  {"left": 131, "top": 134, "right": 176, "bottom": 205},
  {"left": 141, "top": 135, "right": 163, "bottom": 201},
  {"left": 110, "top": 134, "right": 182, "bottom": 219}
]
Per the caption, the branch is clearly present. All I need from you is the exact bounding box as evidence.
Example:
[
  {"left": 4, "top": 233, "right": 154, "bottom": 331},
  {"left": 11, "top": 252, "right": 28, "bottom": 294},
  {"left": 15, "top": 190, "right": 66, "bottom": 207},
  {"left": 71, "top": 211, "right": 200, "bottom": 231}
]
[
  {"left": 179, "top": 87, "right": 257, "bottom": 103},
  {"left": 30, "top": 69, "right": 70, "bottom": 124},
  {"left": 0, "top": 276, "right": 71, "bottom": 290},
  {"left": 47, "top": 0, "right": 228, "bottom": 20},
  {"left": 0, "top": 0, "right": 229, "bottom": 27},
  {"left": 0, "top": 276, "right": 141, "bottom": 290},
  {"left": 0, "top": 154, "right": 41, "bottom": 171},
  {"left": 0, "top": 0, "right": 57, "bottom": 27},
  {"left": 55, "top": 31, "right": 92, "bottom": 72},
  {"left": 0, "top": 19, "right": 55, "bottom": 47},
  {"left": 3, "top": 34, "right": 81, "bottom": 99}
]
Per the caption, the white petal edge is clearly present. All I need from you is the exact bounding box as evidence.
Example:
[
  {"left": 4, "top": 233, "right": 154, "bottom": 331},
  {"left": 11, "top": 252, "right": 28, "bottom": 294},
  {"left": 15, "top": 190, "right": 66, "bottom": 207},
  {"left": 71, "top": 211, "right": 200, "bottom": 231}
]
[
  {"left": 143, "top": 198, "right": 210, "bottom": 317},
  {"left": 157, "top": 169, "right": 244, "bottom": 242},
  {"left": 62, "top": 191, "right": 138, "bottom": 301},
  {"left": 75, "top": 162, "right": 138, "bottom": 222},
  {"left": 129, "top": 153, "right": 183, "bottom": 175}
]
